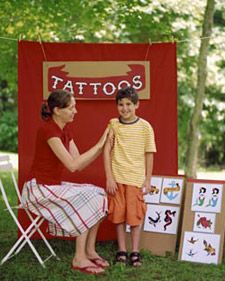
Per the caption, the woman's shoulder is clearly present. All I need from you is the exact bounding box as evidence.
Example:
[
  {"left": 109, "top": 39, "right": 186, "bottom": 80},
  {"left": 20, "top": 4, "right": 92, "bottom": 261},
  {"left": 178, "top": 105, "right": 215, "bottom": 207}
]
[{"left": 39, "top": 119, "right": 62, "bottom": 139}]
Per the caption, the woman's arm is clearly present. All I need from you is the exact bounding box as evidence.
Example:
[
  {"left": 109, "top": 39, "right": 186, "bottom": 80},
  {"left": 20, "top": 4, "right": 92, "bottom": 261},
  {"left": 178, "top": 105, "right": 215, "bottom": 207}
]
[
  {"left": 69, "top": 139, "right": 80, "bottom": 158},
  {"left": 47, "top": 127, "right": 109, "bottom": 172}
]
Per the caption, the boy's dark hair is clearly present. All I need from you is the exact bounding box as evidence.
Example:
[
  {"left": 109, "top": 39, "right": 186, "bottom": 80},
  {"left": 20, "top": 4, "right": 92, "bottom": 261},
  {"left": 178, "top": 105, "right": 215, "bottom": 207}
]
[{"left": 116, "top": 87, "right": 139, "bottom": 105}]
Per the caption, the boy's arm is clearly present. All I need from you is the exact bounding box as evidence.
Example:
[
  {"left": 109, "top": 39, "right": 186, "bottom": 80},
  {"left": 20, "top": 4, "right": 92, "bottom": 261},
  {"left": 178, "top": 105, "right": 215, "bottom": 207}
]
[
  {"left": 103, "top": 128, "right": 117, "bottom": 195},
  {"left": 142, "top": 152, "right": 154, "bottom": 194}
]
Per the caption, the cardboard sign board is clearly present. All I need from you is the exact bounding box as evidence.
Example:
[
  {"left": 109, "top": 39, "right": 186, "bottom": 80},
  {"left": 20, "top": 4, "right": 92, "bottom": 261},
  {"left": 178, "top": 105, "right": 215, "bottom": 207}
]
[
  {"left": 18, "top": 41, "right": 178, "bottom": 240},
  {"left": 178, "top": 179, "right": 225, "bottom": 264},
  {"left": 43, "top": 61, "right": 150, "bottom": 100},
  {"left": 126, "top": 175, "right": 184, "bottom": 255}
]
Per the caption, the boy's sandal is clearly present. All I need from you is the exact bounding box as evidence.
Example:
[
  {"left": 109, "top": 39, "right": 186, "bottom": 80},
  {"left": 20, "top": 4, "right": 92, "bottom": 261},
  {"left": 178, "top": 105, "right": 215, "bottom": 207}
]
[
  {"left": 115, "top": 251, "right": 128, "bottom": 264},
  {"left": 130, "top": 252, "right": 142, "bottom": 267}
]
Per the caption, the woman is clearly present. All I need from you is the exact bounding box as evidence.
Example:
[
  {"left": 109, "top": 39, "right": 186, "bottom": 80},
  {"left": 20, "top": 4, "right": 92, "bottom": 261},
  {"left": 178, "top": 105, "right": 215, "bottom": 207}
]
[{"left": 21, "top": 89, "right": 109, "bottom": 274}]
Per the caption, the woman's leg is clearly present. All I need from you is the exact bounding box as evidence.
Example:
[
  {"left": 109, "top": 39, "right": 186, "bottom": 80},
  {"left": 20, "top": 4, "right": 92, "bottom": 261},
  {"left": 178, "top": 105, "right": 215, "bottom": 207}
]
[
  {"left": 85, "top": 221, "right": 101, "bottom": 257},
  {"left": 72, "top": 229, "right": 105, "bottom": 273},
  {"left": 86, "top": 220, "right": 109, "bottom": 267}
]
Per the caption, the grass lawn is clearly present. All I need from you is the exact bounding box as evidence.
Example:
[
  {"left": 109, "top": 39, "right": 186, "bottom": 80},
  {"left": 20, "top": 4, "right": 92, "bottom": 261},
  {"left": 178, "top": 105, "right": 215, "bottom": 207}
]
[{"left": 1, "top": 171, "right": 225, "bottom": 281}]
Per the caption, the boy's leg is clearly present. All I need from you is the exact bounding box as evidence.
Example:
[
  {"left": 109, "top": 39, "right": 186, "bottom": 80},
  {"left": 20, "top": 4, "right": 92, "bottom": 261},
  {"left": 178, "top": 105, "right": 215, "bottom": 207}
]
[
  {"left": 116, "top": 223, "right": 127, "bottom": 252},
  {"left": 108, "top": 184, "right": 128, "bottom": 262},
  {"left": 115, "top": 223, "right": 128, "bottom": 262},
  {"left": 130, "top": 225, "right": 142, "bottom": 266},
  {"left": 130, "top": 225, "right": 142, "bottom": 252},
  {"left": 126, "top": 185, "right": 146, "bottom": 266}
]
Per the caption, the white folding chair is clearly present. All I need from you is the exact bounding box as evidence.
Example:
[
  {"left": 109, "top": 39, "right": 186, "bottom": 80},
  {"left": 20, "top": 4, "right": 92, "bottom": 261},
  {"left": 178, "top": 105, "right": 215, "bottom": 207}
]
[{"left": 0, "top": 155, "right": 59, "bottom": 268}]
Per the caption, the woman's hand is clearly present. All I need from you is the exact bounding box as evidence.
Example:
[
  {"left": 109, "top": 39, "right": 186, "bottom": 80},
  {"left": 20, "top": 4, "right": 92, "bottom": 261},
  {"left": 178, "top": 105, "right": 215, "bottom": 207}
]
[{"left": 97, "top": 127, "right": 110, "bottom": 150}]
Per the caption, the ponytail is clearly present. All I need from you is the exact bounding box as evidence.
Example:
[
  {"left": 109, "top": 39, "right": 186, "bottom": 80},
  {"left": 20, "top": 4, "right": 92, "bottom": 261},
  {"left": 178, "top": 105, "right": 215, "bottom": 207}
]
[{"left": 41, "top": 103, "right": 51, "bottom": 120}]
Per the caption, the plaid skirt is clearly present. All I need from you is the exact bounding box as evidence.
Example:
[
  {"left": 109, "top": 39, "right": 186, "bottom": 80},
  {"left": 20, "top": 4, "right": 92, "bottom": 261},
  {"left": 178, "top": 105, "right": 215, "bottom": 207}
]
[{"left": 21, "top": 179, "right": 108, "bottom": 237}]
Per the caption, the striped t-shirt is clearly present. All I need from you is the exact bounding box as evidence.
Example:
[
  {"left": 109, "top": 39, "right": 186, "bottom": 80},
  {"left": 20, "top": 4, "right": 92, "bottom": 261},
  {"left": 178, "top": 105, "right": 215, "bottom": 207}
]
[{"left": 109, "top": 117, "right": 156, "bottom": 188}]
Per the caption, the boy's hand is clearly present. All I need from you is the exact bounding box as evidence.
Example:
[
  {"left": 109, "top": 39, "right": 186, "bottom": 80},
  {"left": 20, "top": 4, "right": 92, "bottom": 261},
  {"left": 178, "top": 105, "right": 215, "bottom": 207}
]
[
  {"left": 141, "top": 178, "right": 151, "bottom": 195},
  {"left": 106, "top": 177, "right": 117, "bottom": 195}
]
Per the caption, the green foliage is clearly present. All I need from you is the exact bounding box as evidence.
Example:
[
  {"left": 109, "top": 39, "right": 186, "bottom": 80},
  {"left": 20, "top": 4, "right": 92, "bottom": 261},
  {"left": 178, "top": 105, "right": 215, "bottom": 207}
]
[
  {"left": 0, "top": 110, "right": 18, "bottom": 152},
  {"left": 177, "top": 81, "right": 194, "bottom": 168},
  {"left": 200, "top": 86, "right": 225, "bottom": 167}
]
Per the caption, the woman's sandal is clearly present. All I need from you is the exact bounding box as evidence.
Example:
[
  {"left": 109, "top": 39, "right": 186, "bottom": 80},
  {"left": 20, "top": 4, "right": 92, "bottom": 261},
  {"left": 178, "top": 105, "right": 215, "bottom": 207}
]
[
  {"left": 71, "top": 264, "right": 105, "bottom": 275},
  {"left": 129, "top": 252, "right": 142, "bottom": 267},
  {"left": 115, "top": 251, "right": 128, "bottom": 264},
  {"left": 90, "top": 257, "right": 109, "bottom": 268}
]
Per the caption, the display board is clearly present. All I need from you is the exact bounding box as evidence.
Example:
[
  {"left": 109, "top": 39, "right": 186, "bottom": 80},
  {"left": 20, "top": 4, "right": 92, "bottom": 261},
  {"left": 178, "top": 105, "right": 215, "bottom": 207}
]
[
  {"left": 126, "top": 175, "right": 184, "bottom": 255},
  {"left": 178, "top": 179, "right": 225, "bottom": 264},
  {"left": 18, "top": 41, "right": 178, "bottom": 240}
]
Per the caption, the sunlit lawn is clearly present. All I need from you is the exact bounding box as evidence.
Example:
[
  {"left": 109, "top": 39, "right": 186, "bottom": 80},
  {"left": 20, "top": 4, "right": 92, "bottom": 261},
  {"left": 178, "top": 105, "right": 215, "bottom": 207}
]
[{"left": 1, "top": 171, "right": 225, "bottom": 281}]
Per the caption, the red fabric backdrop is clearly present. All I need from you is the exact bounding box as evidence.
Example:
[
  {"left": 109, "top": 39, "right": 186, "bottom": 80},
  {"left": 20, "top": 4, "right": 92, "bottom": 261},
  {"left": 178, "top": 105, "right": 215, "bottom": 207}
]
[{"left": 18, "top": 41, "right": 178, "bottom": 240}]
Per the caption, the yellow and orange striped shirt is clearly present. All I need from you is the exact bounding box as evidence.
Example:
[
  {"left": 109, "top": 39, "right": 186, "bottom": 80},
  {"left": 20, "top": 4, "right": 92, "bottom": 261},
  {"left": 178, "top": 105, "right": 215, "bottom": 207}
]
[{"left": 109, "top": 118, "right": 156, "bottom": 188}]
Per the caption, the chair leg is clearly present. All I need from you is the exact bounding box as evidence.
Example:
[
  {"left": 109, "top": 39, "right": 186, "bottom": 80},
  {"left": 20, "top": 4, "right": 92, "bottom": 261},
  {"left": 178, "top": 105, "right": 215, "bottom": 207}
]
[
  {"left": 14, "top": 217, "right": 44, "bottom": 255},
  {"left": 15, "top": 216, "right": 59, "bottom": 261},
  {"left": 0, "top": 170, "right": 58, "bottom": 267},
  {"left": 24, "top": 211, "right": 59, "bottom": 259},
  {"left": 35, "top": 226, "right": 60, "bottom": 260},
  {"left": 1, "top": 215, "right": 46, "bottom": 268}
]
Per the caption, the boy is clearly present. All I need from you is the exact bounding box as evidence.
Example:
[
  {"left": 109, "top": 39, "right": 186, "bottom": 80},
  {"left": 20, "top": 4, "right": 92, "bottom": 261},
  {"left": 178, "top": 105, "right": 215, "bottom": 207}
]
[{"left": 104, "top": 87, "right": 156, "bottom": 267}]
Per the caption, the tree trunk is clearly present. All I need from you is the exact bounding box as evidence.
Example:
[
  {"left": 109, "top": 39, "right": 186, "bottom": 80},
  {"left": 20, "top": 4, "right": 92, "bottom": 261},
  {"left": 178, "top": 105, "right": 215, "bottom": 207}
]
[{"left": 185, "top": 0, "right": 215, "bottom": 178}]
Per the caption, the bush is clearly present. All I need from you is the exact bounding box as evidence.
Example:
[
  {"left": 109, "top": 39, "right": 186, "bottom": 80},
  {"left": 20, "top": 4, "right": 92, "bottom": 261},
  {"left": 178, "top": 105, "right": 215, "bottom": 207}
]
[{"left": 0, "top": 110, "right": 18, "bottom": 152}]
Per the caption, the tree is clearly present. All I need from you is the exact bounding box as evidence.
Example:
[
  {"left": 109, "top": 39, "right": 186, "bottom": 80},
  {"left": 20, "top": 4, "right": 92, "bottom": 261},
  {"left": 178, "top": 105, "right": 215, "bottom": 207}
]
[{"left": 185, "top": 0, "right": 215, "bottom": 178}]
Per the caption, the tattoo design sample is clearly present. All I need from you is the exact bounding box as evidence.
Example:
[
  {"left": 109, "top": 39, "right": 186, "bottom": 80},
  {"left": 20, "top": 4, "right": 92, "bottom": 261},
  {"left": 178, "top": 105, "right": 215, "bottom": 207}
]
[
  {"left": 196, "top": 215, "right": 212, "bottom": 229},
  {"left": 164, "top": 210, "right": 176, "bottom": 231},
  {"left": 181, "top": 231, "right": 220, "bottom": 264},
  {"left": 160, "top": 178, "right": 183, "bottom": 205},
  {"left": 193, "top": 212, "right": 216, "bottom": 233},
  {"left": 203, "top": 240, "right": 216, "bottom": 256},
  {"left": 187, "top": 237, "right": 199, "bottom": 244},
  {"left": 206, "top": 188, "right": 219, "bottom": 208},
  {"left": 144, "top": 177, "right": 163, "bottom": 204},
  {"left": 148, "top": 211, "right": 161, "bottom": 227},
  {"left": 144, "top": 204, "right": 179, "bottom": 234},
  {"left": 191, "top": 183, "right": 223, "bottom": 213},
  {"left": 193, "top": 187, "right": 206, "bottom": 206},
  {"left": 186, "top": 249, "right": 197, "bottom": 257},
  {"left": 149, "top": 185, "right": 159, "bottom": 195}
]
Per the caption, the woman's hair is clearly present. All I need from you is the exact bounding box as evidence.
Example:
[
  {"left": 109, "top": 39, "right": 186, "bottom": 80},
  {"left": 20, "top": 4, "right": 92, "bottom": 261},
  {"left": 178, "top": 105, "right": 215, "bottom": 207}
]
[{"left": 41, "top": 89, "right": 73, "bottom": 120}]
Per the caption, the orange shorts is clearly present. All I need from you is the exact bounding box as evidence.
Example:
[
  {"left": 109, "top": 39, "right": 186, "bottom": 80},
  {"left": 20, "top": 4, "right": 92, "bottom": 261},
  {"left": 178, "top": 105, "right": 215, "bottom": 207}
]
[{"left": 108, "top": 183, "right": 147, "bottom": 226}]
